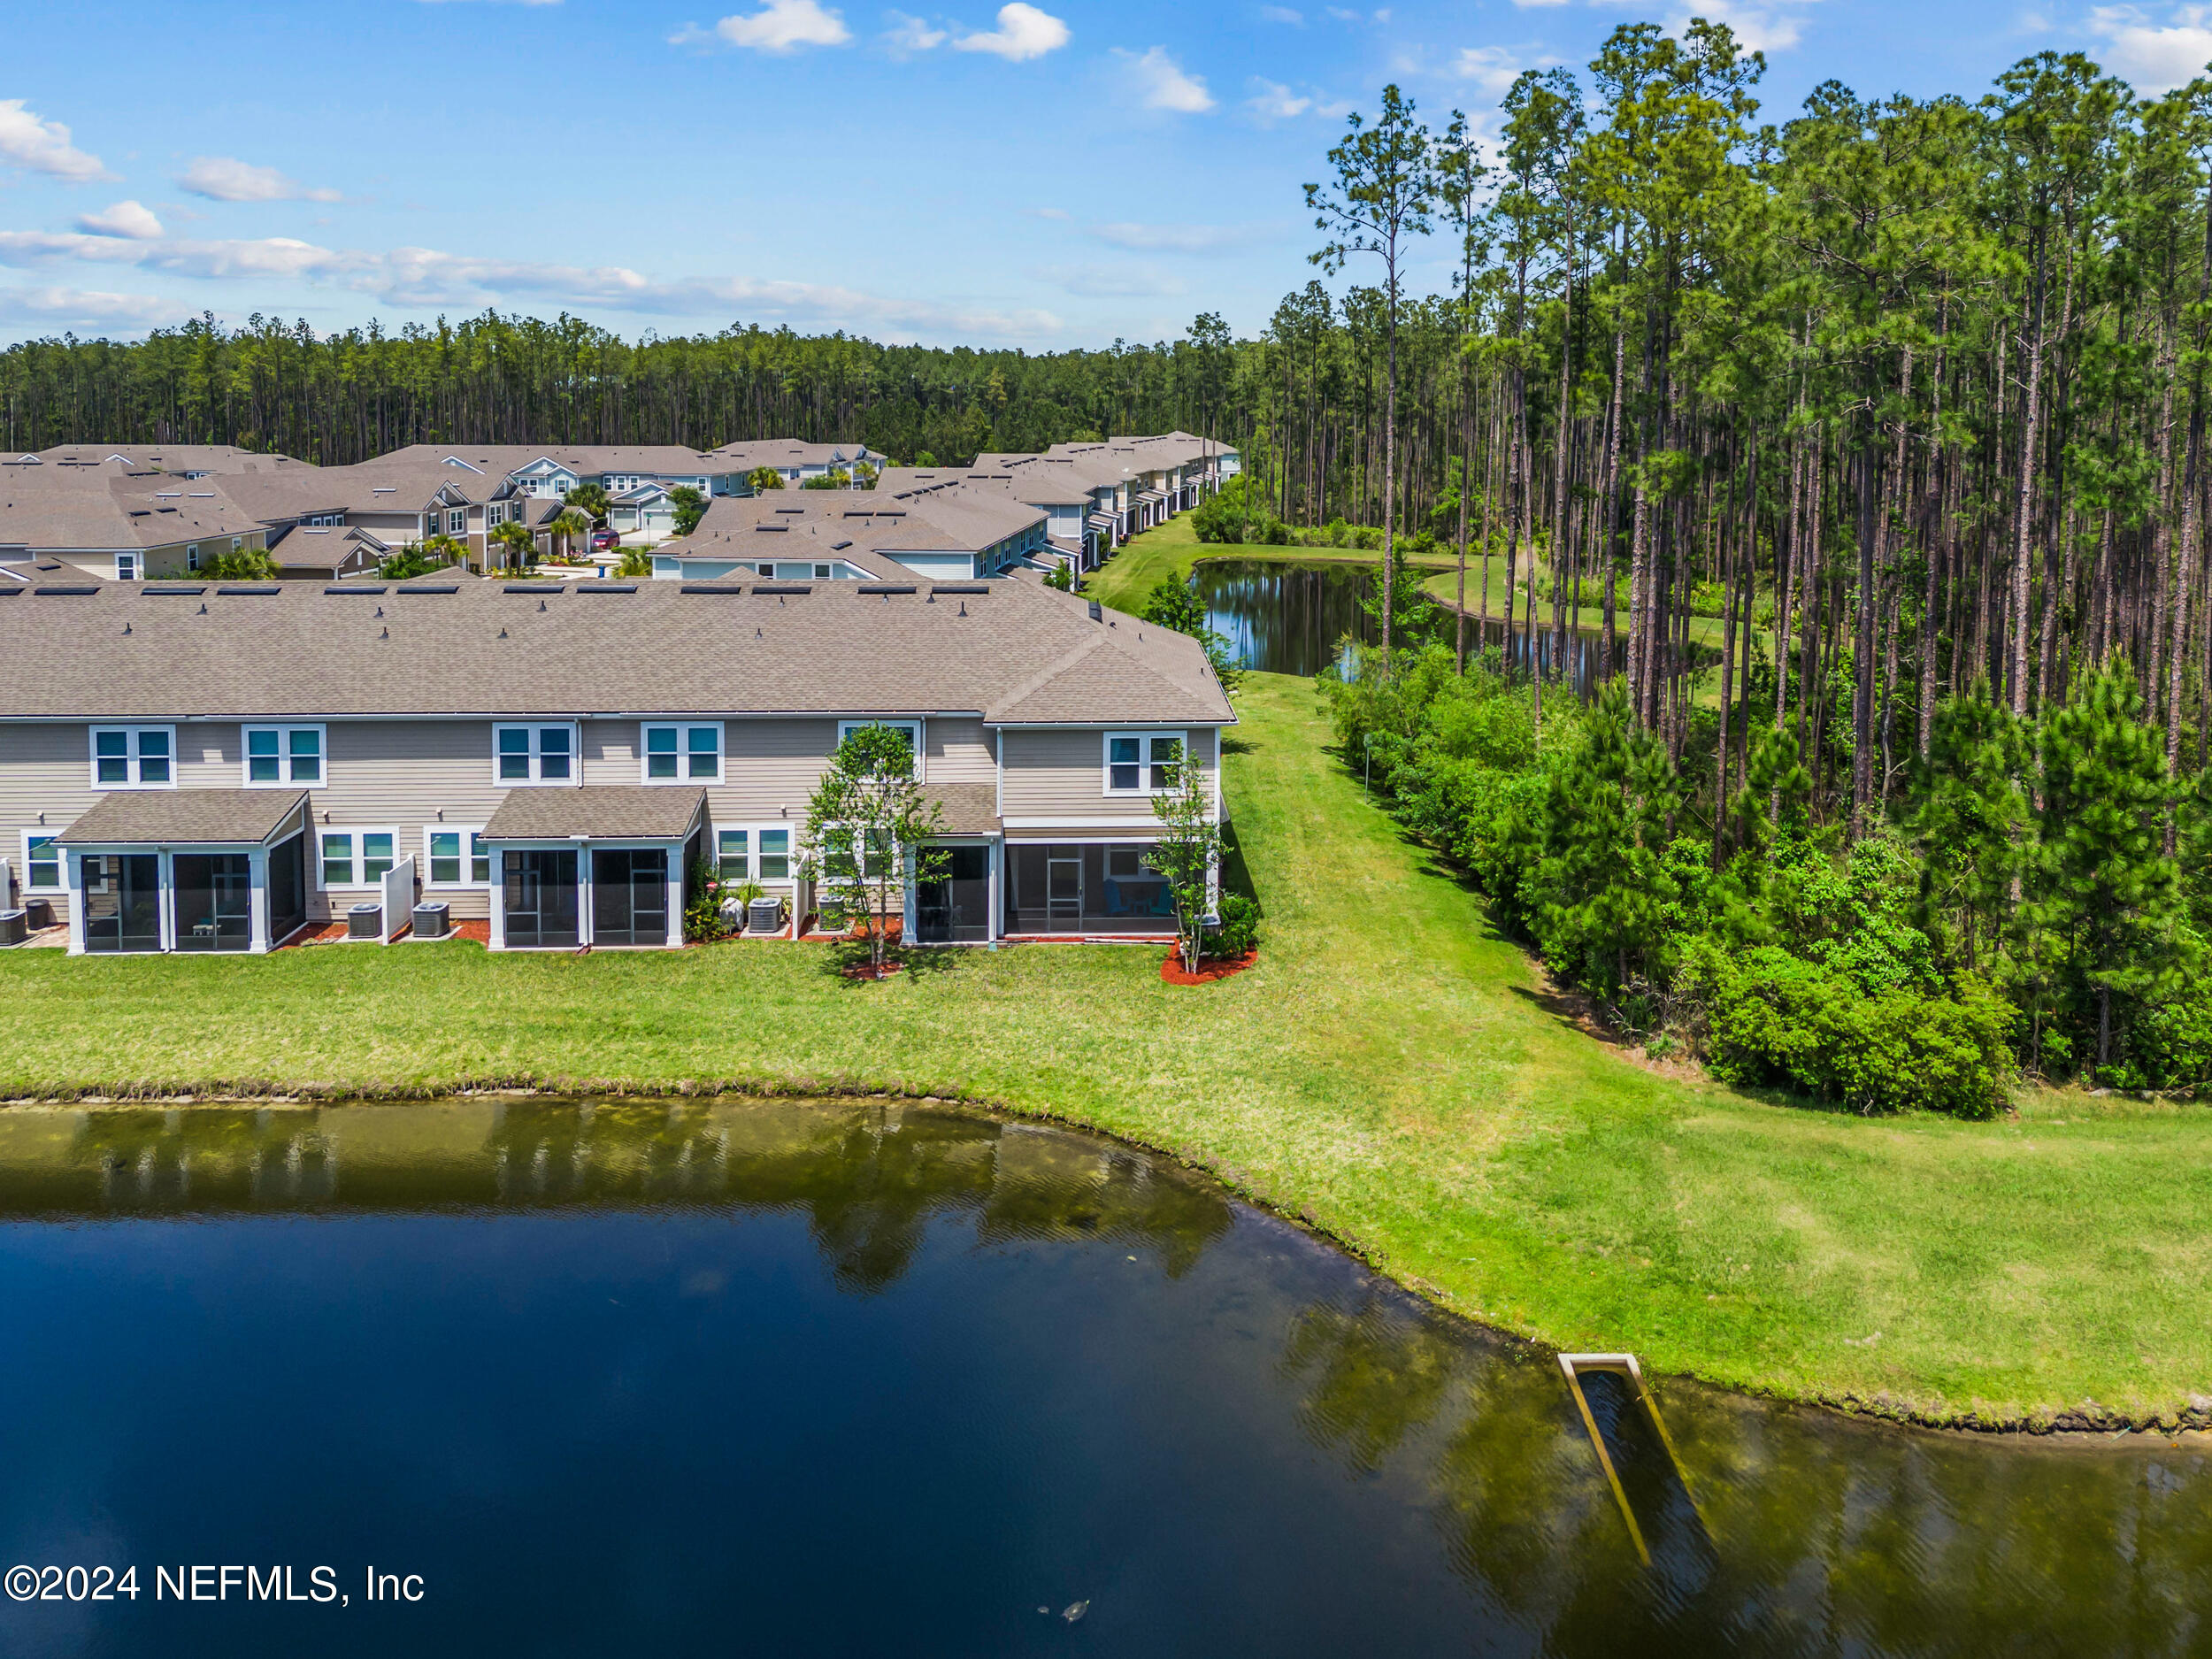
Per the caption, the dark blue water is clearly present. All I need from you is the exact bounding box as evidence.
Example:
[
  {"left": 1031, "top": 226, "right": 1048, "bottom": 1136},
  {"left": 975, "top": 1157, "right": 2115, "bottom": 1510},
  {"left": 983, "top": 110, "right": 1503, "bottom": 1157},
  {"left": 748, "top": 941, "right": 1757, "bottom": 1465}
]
[
  {"left": 1193, "top": 558, "right": 1600, "bottom": 688},
  {"left": 0, "top": 1100, "right": 2205, "bottom": 1657}
]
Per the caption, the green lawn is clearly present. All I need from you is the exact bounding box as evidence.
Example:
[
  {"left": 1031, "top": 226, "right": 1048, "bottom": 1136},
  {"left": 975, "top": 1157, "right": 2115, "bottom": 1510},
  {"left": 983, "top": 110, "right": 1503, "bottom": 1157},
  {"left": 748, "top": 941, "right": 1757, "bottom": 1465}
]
[{"left": 4, "top": 675, "right": 2206, "bottom": 1427}]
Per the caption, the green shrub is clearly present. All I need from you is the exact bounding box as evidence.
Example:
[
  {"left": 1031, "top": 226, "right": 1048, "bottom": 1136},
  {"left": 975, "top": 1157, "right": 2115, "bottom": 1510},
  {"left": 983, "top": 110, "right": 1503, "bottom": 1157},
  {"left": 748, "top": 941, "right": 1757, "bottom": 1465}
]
[
  {"left": 1211, "top": 892, "right": 1261, "bottom": 957},
  {"left": 1695, "top": 943, "right": 2012, "bottom": 1117}
]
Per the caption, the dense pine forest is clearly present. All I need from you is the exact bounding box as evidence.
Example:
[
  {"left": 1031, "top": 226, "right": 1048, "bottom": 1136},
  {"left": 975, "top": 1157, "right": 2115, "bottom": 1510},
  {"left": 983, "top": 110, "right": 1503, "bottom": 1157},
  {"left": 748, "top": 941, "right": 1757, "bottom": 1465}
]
[{"left": 16, "top": 20, "right": 2212, "bottom": 1102}]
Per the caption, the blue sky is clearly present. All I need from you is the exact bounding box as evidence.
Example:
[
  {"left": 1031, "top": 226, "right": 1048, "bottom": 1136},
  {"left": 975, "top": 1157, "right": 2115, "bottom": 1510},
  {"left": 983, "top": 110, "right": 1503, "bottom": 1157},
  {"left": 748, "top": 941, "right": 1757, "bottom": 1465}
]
[{"left": 0, "top": 0, "right": 2206, "bottom": 349}]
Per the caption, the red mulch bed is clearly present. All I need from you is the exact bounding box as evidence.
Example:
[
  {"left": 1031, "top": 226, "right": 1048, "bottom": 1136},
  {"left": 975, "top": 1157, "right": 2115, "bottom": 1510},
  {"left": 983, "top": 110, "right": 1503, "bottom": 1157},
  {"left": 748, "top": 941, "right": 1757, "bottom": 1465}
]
[
  {"left": 840, "top": 958, "right": 905, "bottom": 981},
  {"left": 277, "top": 917, "right": 490, "bottom": 950},
  {"left": 1161, "top": 948, "right": 1258, "bottom": 986}
]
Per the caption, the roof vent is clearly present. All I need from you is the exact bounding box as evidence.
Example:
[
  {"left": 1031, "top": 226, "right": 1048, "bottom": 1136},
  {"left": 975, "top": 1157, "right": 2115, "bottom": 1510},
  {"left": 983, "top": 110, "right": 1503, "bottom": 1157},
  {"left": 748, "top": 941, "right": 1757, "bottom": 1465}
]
[
  {"left": 856, "top": 584, "right": 916, "bottom": 595},
  {"left": 325, "top": 585, "right": 387, "bottom": 595},
  {"left": 217, "top": 585, "right": 279, "bottom": 596},
  {"left": 678, "top": 583, "right": 747, "bottom": 595},
  {"left": 144, "top": 586, "right": 206, "bottom": 596},
  {"left": 499, "top": 627, "right": 508, "bottom": 639},
  {"left": 575, "top": 584, "right": 637, "bottom": 595},
  {"left": 1087, "top": 600, "right": 1102, "bottom": 622},
  {"left": 397, "top": 585, "right": 458, "bottom": 595},
  {"left": 35, "top": 586, "right": 99, "bottom": 595}
]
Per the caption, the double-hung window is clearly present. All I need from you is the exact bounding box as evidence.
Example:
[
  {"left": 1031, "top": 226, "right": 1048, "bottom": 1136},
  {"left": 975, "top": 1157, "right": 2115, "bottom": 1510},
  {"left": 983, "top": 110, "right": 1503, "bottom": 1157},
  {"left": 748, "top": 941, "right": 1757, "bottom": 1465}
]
[
  {"left": 448, "top": 509, "right": 466, "bottom": 535},
  {"left": 1105, "top": 731, "right": 1184, "bottom": 795},
  {"left": 114, "top": 553, "right": 139, "bottom": 581},
  {"left": 243, "top": 724, "right": 324, "bottom": 787},
  {"left": 837, "top": 720, "right": 923, "bottom": 780},
  {"left": 321, "top": 829, "right": 396, "bottom": 888},
  {"left": 495, "top": 724, "right": 576, "bottom": 784},
  {"left": 426, "top": 826, "right": 490, "bottom": 887},
  {"left": 717, "top": 829, "right": 750, "bottom": 879},
  {"left": 757, "top": 828, "right": 791, "bottom": 879},
  {"left": 187, "top": 544, "right": 201, "bottom": 571},
  {"left": 90, "top": 725, "right": 174, "bottom": 788},
  {"left": 643, "top": 723, "right": 722, "bottom": 783},
  {"left": 22, "top": 833, "right": 61, "bottom": 892}
]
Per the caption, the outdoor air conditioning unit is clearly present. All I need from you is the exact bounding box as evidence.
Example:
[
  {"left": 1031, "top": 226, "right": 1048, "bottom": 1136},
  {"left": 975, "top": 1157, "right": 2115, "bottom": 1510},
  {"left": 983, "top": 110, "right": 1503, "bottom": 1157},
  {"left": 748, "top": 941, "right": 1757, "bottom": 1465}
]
[
  {"left": 748, "top": 895, "right": 786, "bottom": 935},
  {"left": 347, "top": 902, "right": 381, "bottom": 940},
  {"left": 412, "top": 901, "right": 450, "bottom": 940}
]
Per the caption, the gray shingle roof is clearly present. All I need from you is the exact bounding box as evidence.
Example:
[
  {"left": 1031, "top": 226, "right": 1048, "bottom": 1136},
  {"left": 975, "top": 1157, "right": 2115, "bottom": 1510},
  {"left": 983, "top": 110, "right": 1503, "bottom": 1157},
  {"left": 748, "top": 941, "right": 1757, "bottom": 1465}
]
[
  {"left": 0, "top": 575, "right": 1233, "bottom": 726},
  {"left": 920, "top": 783, "right": 1001, "bottom": 834},
  {"left": 56, "top": 788, "right": 308, "bottom": 846},
  {"left": 483, "top": 786, "right": 707, "bottom": 840}
]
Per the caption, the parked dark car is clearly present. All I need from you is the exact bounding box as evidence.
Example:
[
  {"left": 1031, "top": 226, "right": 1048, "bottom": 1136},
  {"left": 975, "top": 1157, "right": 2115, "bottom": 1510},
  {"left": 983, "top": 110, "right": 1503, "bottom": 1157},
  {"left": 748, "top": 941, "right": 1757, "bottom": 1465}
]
[{"left": 591, "top": 529, "right": 619, "bottom": 551}]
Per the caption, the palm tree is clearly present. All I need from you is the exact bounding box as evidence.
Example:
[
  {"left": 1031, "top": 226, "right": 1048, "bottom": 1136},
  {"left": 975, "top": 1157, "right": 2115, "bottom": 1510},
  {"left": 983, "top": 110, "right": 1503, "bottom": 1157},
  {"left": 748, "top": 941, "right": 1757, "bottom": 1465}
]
[
  {"left": 565, "top": 482, "right": 611, "bottom": 525},
  {"left": 746, "top": 465, "right": 786, "bottom": 494},
  {"left": 549, "top": 509, "right": 590, "bottom": 563},
  {"left": 488, "top": 519, "right": 534, "bottom": 572}
]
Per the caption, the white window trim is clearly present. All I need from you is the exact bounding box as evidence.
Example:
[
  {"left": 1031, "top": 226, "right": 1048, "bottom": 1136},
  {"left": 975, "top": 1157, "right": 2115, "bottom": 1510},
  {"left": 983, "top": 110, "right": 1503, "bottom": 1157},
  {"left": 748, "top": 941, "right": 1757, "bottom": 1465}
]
[
  {"left": 114, "top": 552, "right": 140, "bottom": 581},
  {"left": 21, "top": 829, "right": 63, "bottom": 892},
  {"left": 726, "top": 823, "right": 795, "bottom": 882},
  {"left": 1103, "top": 730, "right": 1187, "bottom": 796},
  {"left": 89, "top": 724, "right": 177, "bottom": 791},
  {"left": 838, "top": 719, "right": 926, "bottom": 782},
  {"left": 493, "top": 722, "right": 581, "bottom": 787},
  {"left": 423, "top": 825, "right": 491, "bottom": 889},
  {"left": 319, "top": 826, "right": 402, "bottom": 890},
  {"left": 241, "top": 722, "right": 327, "bottom": 789},
  {"left": 641, "top": 721, "right": 726, "bottom": 786}
]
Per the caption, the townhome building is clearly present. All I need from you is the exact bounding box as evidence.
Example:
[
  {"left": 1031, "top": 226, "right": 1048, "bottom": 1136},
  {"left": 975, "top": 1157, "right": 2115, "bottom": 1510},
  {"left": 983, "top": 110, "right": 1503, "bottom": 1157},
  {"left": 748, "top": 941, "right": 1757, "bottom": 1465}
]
[
  {"left": 706, "top": 440, "right": 885, "bottom": 491},
  {"left": 0, "top": 469, "right": 271, "bottom": 581},
  {"left": 5, "top": 444, "right": 312, "bottom": 479},
  {"left": 649, "top": 489, "right": 1049, "bottom": 583},
  {"left": 875, "top": 465, "right": 1094, "bottom": 572},
  {"left": 0, "top": 572, "right": 1233, "bottom": 956}
]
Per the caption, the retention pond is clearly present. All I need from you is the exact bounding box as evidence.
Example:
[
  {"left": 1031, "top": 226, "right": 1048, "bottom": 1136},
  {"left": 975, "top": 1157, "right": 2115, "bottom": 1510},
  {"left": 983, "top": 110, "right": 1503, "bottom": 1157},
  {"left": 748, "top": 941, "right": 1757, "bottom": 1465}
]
[
  {"left": 0, "top": 1098, "right": 2204, "bottom": 1656},
  {"left": 1192, "top": 557, "right": 1599, "bottom": 687}
]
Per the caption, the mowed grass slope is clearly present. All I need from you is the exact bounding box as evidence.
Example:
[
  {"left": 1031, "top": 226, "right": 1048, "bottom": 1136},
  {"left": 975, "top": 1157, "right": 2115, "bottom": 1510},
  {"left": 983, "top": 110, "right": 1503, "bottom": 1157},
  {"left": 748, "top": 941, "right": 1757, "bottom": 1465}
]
[{"left": 2, "top": 674, "right": 2206, "bottom": 1425}]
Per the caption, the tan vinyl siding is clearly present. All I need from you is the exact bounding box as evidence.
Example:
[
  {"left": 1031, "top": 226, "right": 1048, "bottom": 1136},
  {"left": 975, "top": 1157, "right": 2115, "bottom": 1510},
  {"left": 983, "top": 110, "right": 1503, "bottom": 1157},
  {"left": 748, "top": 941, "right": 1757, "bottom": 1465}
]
[
  {"left": 3, "top": 722, "right": 92, "bottom": 924},
  {"left": 584, "top": 719, "right": 639, "bottom": 785},
  {"left": 998, "top": 725, "right": 1215, "bottom": 823},
  {"left": 709, "top": 717, "right": 838, "bottom": 820},
  {"left": 926, "top": 717, "right": 994, "bottom": 785}
]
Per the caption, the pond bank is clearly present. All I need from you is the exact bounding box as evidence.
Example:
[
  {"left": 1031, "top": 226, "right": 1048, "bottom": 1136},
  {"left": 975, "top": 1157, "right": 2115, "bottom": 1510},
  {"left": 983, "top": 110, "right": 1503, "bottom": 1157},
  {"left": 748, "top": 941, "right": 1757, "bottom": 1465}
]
[{"left": 3, "top": 676, "right": 2208, "bottom": 1435}]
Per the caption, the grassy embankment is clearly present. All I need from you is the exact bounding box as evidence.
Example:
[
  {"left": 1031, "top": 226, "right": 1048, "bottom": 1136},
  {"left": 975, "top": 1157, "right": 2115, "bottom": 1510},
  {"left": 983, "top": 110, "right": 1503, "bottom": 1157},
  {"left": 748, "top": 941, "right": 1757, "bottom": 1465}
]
[{"left": 3, "top": 674, "right": 2206, "bottom": 1428}]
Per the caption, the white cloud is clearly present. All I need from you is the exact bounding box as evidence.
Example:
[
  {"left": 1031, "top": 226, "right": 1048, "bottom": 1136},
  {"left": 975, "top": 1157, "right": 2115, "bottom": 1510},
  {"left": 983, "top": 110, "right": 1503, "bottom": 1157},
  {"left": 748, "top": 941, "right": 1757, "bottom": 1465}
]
[
  {"left": 1087, "top": 220, "right": 1275, "bottom": 253},
  {"left": 177, "top": 157, "right": 342, "bottom": 204},
  {"left": 1023, "top": 205, "right": 1071, "bottom": 219},
  {"left": 1449, "top": 45, "right": 1535, "bottom": 97},
  {"left": 0, "top": 100, "right": 113, "bottom": 183},
  {"left": 1114, "top": 46, "right": 1215, "bottom": 112},
  {"left": 1030, "top": 263, "right": 1186, "bottom": 297},
  {"left": 2087, "top": 4, "right": 2212, "bottom": 90},
  {"left": 1248, "top": 79, "right": 1313, "bottom": 119},
  {"left": 681, "top": 0, "right": 852, "bottom": 50},
  {"left": 1259, "top": 4, "right": 1303, "bottom": 20},
  {"left": 1246, "top": 79, "right": 1351, "bottom": 122},
  {"left": 883, "top": 10, "right": 948, "bottom": 50},
  {"left": 0, "top": 285, "right": 184, "bottom": 329},
  {"left": 1664, "top": 0, "right": 1813, "bottom": 52},
  {"left": 0, "top": 230, "right": 1060, "bottom": 341},
  {"left": 955, "top": 2, "right": 1068, "bottom": 58},
  {"left": 74, "top": 201, "right": 165, "bottom": 240}
]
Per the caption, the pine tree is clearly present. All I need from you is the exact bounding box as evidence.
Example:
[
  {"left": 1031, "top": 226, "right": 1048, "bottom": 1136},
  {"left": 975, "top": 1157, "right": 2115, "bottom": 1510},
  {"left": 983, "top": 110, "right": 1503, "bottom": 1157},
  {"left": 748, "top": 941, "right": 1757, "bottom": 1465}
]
[{"left": 2031, "top": 664, "right": 2182, "bottom": 1079}]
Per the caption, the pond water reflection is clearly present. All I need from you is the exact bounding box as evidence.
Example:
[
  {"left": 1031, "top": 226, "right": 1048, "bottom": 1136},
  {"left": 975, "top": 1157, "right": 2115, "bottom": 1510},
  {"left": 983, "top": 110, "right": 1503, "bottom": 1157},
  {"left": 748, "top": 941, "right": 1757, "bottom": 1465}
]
[
  {"left": 0, "top": 1099, "right": 2203, "bottom": 1657},
  {"left": 1192, "top": 557, "right": 1600, "bottom": 691}
]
